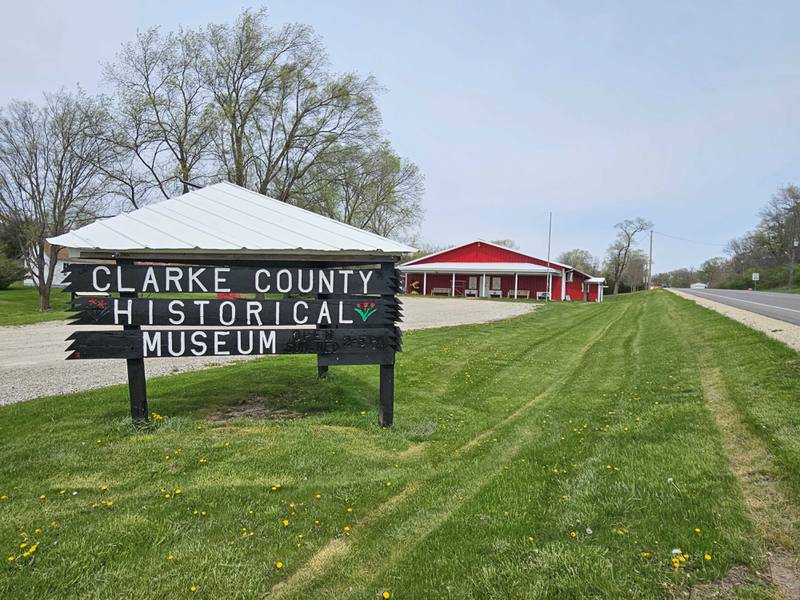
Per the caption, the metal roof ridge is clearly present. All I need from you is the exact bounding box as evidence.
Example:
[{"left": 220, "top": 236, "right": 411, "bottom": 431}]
[
  {"left": 185, "top": 187, "right": 343, "bottom": 250},
  {"left": 217, "top": 181, "right": 414, "bottom": 250},
  {"left": 169, "top": 195, "right": 302, "bottom": 249},
  {"left": 145, "top": 203, "right": 256, "bottom": 248}
]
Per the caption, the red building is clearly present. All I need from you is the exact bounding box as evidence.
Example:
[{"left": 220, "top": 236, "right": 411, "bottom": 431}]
[{"left": 400, "top": 240, "right": 605, "bottom": 302}]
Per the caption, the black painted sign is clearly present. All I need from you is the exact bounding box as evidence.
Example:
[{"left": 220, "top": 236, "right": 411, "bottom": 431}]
[
  {"left": 66, "top": 327, "right": 401, "bottom": 360},
  {"left": 64, "top": 264, "right": 400, "bottom": 295},
  {"left": 70, "top": 297, "right": 400, "bottom": 327}
]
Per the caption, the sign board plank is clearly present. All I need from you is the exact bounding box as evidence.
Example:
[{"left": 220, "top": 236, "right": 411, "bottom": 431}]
[
  {"left": 70, "top": 297, "right": 400, "bottom": 327},
  {"left": 63, "top": 264, "right": 400, "bottom": 295},
  {"left": 66, "top": 327, "right": 401, "bottom": 360}
]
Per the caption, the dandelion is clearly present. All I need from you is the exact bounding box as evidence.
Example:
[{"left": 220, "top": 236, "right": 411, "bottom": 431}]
[
  {"left": 174, "top": 489, "right": 183, "bottom": 496},
  {"left": 0, "top": 495, "right": 8, "bottom": 501},
  {"left": 346, "top": 507, "right": 353, "bottom": 513},
  {"left": 314, "top": 493, "right": 321, "bottom": 500},
  {"left": 38, "top": 495, "right": 46, "bottom": 501},
  {"left": 7, "top": 556, "right": 14, "bottom": 562},
  {"left": 569, "top": 530, "right": 577, "bottom": 539},
  {"left": 59, "top": 490, "right": 66, "bottom": 496},
  {"left": 344, "top": 526, "right": 351, "bottom": 534},
  {"left": 383, "top": 592, "right": 392, "bottom": 599},
  {"left": 190, "top": 584, "right": 197, "bottom": 593},
  {"left": 100, "top": 485, "right": 108, "bottom": 492},
  {"left": 201, "top": 511, "right": 207, "bottom": 517},
  {"left": 198, "top": 457, "right": 207, "bottom": 464},
  {"left": 386, "top": 481, "right": 392, "bottom": 488},
  {"left": 641, "top": 551, "right": 652, "bottom": 559},
  {"left": 694, "top": 527, "right": 701, "bottom": 535},
  {"left": 705, "top": 553, "right": 712, "bottom": 561},
  {"left": 275, "top": 561, "right": 284, "bottom": 569},
  {"left": 167, "top": 554, "right": 174, "bottom": 561},
  {"left": 282, "top": 519, "right": 289, "bottom": 527},
  {"left": 527, "top": 536, "right": 535, "bottom": 542}
]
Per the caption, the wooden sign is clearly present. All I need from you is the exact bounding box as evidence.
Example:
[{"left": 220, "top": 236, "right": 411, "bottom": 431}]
[
  {"left": 63, "top": 263, "right": 400, "bottom": 295},
  {"left": 70, "top": 297, "right": 400, "bottom": 327},
  {"left": 62, "top": 259, "right": 402, "bottom": 427},
  {"left": 66, "top": 327, "right": 401, "bottom": 360}
]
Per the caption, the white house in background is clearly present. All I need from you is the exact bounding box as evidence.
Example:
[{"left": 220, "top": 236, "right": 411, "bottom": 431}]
[
  {"left": 689, "top": 282, "right": 708, "bottom": 289},
  {"left": 23, "top": 245, "right": 70, "bottom": 288}
]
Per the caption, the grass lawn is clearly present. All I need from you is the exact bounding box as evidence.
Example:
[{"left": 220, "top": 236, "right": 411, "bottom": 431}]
[
  {"left": 0, "top": 282, "right": 71, "bottom": 326},
  {"left": 1, "top": 291, "right": 799, "bottom": 598}
]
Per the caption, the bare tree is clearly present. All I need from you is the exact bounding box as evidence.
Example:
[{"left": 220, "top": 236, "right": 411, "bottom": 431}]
[
  {"left": 0, "top": 91, "right": 112, "bottom": 309},
  {"left": 202, "top": 8, "right": 380, "bottom": 200},
  {"left": 605, "top": 217, "right": 653, "bottom": 294},
  {"left": 104, "top": 26, "right": 214, "bottom": 202}
]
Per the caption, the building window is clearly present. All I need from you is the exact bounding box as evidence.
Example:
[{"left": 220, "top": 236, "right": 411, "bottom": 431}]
[
  {"left": 468, "top": 276, "right": 477, "bottom": 289},
  {"left": 566, "top": 271, "right": 573, "bottom": 282},
  {"left": 491, "top": 277, "right": 501, "bottom": 290}
]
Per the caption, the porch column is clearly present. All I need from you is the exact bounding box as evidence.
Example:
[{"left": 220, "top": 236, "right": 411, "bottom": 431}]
[
  {"left": 423, "top": 272, "right": 427, "bottom": 295},
  {"left": 561, "top": 269, "right": 566, "bottom": 301},
  {"left": 451, "top": 272, "right": 456, "bottom": 296},
  {"left": 547, "top": 273, "right": 552, "bottom": 300},
  {"left": 481, "top": 273, "right": 486, "bottom": 297},
  {"left": 513, "top": 272, "right": 518, "bottom": 299}
]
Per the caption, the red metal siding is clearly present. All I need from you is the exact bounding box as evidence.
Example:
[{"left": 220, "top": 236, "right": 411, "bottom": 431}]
[{"left": 410, "top": 242, "right": 544, "bottom": 265}]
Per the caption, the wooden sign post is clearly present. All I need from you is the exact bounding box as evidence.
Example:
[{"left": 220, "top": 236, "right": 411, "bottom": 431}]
[{"left": 63, "top": 260, "right": 402, "bottom": 426}]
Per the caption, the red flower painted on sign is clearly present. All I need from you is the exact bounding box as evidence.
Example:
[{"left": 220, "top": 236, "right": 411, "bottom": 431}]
[{"left": 354, "top": 302, "right": 377, "bottom": 322}]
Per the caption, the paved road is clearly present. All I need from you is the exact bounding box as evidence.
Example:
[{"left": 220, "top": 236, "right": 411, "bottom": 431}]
[{"left": 679, "top": 288, "right": 800, "bottom": 325}]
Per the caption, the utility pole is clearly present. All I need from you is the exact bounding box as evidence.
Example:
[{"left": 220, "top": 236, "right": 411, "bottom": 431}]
[
  {"left": 647, "top": 230, "right": 653, "bottom": 289},
  {"left": 546, "top": 212, "right": 552, "bottom": 301}
]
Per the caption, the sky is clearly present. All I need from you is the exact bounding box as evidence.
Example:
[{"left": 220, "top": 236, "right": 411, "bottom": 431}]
[{"left": 3, "top": 0, "right": 800, "bottom": 272}]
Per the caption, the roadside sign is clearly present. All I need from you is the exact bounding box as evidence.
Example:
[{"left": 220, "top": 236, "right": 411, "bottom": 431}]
[
  {"left": 752, "top": 272, "right": 760, "bottom": 281},
  {"left": 62, "top": 262, "right": 403, "bottom": 425}
]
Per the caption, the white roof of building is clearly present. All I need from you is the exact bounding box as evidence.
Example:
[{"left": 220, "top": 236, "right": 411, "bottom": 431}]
[
  {"left": 48, "top": 182, "right": 416, "bottom": 257},
  {"left": 399, "top": 262, "right": 561, "bottom": 274},
  {"left": 586, "top": 277, "right": 606, "bottom": 283}
]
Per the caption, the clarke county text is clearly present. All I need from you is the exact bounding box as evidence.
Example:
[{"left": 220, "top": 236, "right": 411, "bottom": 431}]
[{"left": 63, "top": 264, "right": 397, "bottom": 295}]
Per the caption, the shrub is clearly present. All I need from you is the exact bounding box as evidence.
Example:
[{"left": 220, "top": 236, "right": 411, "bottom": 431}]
[{"left": 0, "top": 254, "right": 26, "bottom": 289}]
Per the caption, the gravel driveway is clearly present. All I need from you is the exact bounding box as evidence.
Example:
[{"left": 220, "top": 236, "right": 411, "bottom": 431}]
[
  {"left": 670, "top": 289, "right": 800, "bottom": 352},
  {"left": 0, "top": 296, "right": 534, "bottom": 405}
]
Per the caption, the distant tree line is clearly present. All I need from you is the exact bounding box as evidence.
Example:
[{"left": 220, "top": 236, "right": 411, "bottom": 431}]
[
  {"left": 0, "top": 7, "right": 424, "bottom": 310},
  {"left": 653, "top": 185, "right": 800, "bottom": 290}
]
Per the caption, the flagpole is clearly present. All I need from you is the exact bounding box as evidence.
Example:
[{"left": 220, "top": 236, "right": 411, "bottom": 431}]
[{"left": 546, "top": 211, "right": 552, "bottom": 301}]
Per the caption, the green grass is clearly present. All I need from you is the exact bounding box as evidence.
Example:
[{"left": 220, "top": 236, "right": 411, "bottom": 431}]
[
  {"left": 0, "top": 282, "right": 72, "bottom": 326},
  {"left": 1, "top": 291, "right": 798, "bottom": 598}
]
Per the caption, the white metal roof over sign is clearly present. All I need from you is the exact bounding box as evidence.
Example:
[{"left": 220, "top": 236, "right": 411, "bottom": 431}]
[{"left": 48, "top": 182, "right": 416, "bottom": 257}]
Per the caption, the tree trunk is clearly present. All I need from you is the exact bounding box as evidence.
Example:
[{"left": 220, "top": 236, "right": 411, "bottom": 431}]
[{"left": 38, "top": 283, "right": 51, "bottom": 311}]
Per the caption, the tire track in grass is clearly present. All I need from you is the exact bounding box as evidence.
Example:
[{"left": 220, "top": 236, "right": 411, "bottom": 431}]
[
  {"left": 666, "top": 295, "right": 800, "bottom": 599},
  {"left": 268, "top": 300, "right": 636, "bottom": 599},
  {"left": 457, "top": 300, "right": 638, "bottom": 453}
]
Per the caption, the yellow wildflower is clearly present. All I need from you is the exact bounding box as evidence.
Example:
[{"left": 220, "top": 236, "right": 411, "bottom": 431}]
[
  {"left": 167, "top": 554, "right": 174, "bottom": 561},
  {"left": 695, "top": 527, "right": 701, "bottom": 535},
  {"left": 569, "top": 530, "right": 577, "bottom": 538},
  {"left": 705, "top": 553, "right": 712, "bottom": 561},
  {"left": 190, "top": 584, "right": 197, "bottom": 592},
  {"left": 100, "top": 485, "right": 108, "bottom": 492},
  {"left": 383, "top": 592, "right": 392, "bottom": 599},
  {"left": 282, "top": 519, "right": 289, "bottom": 527},
  {"left": 346, "top": 507, "right": 353, "bottom": 513},
  {"left": 275, "top": 561, "right": 284, "bottom": 569},
  {"left": 7, "top": 556, "right": 14, "bottom": 562}
]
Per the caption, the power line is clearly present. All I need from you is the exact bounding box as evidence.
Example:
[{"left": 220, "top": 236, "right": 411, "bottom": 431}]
[{"left": 652, "top": 230, "right": 728, "bottom": 248}]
